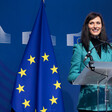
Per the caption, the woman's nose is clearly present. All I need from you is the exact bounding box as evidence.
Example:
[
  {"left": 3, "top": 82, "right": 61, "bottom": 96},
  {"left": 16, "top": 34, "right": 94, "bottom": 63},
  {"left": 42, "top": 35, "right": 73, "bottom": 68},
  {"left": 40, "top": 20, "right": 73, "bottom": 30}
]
[{"left": 94, "top": 23, "right": 97, "bottom": 27}]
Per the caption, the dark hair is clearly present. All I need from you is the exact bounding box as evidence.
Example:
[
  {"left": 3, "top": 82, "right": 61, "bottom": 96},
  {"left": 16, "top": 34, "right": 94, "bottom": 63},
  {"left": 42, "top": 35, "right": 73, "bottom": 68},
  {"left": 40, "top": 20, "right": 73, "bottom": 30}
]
[{"left": 81, "top": 12, "right": 108, "bottom": 52}]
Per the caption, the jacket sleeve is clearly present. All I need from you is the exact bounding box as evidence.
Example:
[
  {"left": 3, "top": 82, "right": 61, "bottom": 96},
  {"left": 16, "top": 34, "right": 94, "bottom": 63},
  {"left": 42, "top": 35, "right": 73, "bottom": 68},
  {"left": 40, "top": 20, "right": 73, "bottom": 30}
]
[{"left": 68, "top": 44, "right": 82, "bottom": 83}]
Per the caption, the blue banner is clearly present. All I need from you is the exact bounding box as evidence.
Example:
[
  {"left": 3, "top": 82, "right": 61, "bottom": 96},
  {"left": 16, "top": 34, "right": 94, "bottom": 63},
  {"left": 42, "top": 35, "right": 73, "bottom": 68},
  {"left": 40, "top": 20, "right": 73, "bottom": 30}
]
[{"left": 11, "top": 1, "right": 64, "bottom": 112}]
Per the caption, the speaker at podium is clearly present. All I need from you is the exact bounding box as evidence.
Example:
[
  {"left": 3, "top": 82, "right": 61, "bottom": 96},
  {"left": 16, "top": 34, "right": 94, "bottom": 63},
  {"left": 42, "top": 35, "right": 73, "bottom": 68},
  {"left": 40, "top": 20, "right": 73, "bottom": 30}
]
[{"left": 72, "top": 61, "right": 112, "bottom": 112}]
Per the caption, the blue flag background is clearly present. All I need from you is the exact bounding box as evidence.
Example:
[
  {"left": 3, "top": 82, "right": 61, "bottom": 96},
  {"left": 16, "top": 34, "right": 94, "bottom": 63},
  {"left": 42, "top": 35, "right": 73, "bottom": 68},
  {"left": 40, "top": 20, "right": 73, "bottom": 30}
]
[{"left": 11, "top": 1, "right": 64, "bottom": 112}]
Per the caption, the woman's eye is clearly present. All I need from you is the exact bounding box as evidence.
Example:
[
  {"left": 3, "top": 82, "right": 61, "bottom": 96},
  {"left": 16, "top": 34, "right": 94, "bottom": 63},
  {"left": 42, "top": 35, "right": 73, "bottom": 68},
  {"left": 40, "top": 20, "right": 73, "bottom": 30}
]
[
  {"left": 97, "top": 22, "right": 101, "bottom": 24},
  {"left": 89, "top": 22, "right": 94, "bottom": 25}
]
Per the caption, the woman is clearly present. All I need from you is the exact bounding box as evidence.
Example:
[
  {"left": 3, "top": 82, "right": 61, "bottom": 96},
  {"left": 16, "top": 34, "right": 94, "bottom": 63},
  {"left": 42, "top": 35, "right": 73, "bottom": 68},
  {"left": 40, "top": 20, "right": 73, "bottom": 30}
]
[{"left": 68, "top": 12, "right": 112, "bottom": 112}]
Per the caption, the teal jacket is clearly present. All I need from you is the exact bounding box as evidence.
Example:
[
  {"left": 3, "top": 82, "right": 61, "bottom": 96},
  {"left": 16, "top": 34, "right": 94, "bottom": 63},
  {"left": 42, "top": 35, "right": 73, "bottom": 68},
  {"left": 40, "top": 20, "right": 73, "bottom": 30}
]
[{"left": 68, "top": 41, "right": 112, "bottom": 111}]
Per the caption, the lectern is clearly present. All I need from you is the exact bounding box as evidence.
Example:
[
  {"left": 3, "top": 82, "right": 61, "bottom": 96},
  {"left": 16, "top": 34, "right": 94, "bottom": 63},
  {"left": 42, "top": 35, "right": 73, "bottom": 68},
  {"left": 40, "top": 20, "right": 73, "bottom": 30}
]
[
  {"left": 72, "top": 62, "right": 112, "bottom": 85},
  {"left": 72, "top": 62, "right": 112, "bottom": 112}
]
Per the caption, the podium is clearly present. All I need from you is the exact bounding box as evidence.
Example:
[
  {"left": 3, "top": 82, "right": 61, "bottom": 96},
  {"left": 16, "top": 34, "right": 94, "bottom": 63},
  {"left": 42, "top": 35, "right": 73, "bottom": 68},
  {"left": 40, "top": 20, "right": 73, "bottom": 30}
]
[
  {"left": 72, "top": 61, "right": 112, "bottom": 85},
  {"left": 72, "top": 61, "right": 112, "bottom": 112}
]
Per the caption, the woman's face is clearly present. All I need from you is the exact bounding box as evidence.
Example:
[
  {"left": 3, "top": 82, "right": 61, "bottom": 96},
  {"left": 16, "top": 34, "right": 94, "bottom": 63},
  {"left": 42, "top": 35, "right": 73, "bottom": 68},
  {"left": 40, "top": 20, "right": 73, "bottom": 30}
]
[{"left": 88, "top": 16, "right": 102, "bottom": 36}]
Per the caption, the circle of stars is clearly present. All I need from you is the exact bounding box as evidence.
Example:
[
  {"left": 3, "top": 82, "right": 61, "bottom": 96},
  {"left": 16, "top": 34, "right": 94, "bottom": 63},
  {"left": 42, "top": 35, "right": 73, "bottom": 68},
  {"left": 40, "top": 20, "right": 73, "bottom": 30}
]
[{"left": 16, "top": 53, "right": 62, "bottom": 111}]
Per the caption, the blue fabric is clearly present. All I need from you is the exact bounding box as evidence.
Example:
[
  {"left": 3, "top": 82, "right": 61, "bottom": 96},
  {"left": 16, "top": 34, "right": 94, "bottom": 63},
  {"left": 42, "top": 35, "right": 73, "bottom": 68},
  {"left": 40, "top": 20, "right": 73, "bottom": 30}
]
[
  {"left": 68, "top": 42, "right": 112, "bottom": 111},
  {"left": 11, "top": 1, "right": 65, "bottom": 112}
]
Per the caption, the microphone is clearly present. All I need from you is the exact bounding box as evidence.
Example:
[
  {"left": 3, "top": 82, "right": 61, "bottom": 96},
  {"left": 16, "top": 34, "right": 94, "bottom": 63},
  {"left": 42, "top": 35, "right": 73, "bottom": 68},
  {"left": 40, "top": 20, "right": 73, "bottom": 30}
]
[
  {"left": 83, "top": 51, "right": 91, "bottom": 62},
  {"left": 83, "top": 37, "right": 112, "bottom": 70},
  {"left": 96, "top": 38, "right": 112, "bottom": 48},
  {"left": 89, "top": 55, "right": 95, "bottom": 71},
  {"left": 83, "top": 50, "right": 95, "bottom": 70},
  {"left": 92, "top": 35, "right": 112, "bottom": 48}
]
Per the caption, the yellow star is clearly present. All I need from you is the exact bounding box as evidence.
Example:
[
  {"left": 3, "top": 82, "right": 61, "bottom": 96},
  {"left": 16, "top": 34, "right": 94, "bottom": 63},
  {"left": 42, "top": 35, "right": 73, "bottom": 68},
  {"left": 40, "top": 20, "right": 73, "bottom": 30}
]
[
  {"left": 16, "top": 84, "right": 24, "bottom": 93},
  {"left": 50, "top": 65, "right": 58, "bottom": 74},
  {"left": 42, "top": 53, "right": 49, "bottom": 62},
  {"left": 22, "top": 99, "right": 30, "bottom": 108},
  {"left": 49, "top": 96, "right": 58, "bottom": 105},
  {"left": 18, "top": 68, "right": 26, "bottom": 77},
  {"left": 53, "top": 80, "right": 61, "bottom": 89},
  {"left": 40, "top": 106, "right": 47, "bottom": 112},
  {"left": 27, "top": 55, "right": 35, "bottom": 65}
]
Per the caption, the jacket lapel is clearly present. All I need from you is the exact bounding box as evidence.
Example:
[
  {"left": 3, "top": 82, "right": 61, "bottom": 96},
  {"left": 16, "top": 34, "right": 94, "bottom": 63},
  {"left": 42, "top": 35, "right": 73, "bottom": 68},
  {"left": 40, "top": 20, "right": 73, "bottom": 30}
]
[
  {"left": 89, "top": 41, "right": 109, "bottom": 61},
  {"left": 89, "top": 41, "right": 101, "bottom": 61}
]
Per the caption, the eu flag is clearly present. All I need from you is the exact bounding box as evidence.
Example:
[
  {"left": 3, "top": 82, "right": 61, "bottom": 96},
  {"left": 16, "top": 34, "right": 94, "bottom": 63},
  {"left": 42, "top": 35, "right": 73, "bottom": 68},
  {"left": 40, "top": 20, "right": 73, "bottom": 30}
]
[{"left": 11, "top": 0, "right": 65, "bottom": 112}]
